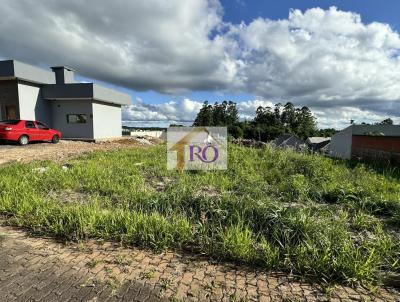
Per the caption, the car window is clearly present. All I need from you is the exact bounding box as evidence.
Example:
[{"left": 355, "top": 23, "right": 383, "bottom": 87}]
[
  {"left": 25, "top": 121, "right": 36, "bottom": 129},
  {"left": 36, "top": 121, "right": 49, "bottom": 129},
  {"left": 0, "top": 119, "right": 20, "bottom": 125}
]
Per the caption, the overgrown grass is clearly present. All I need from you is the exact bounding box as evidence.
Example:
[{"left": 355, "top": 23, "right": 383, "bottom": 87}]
[{"left": 0, "top": 144, "right": 399, "bottom": 286}]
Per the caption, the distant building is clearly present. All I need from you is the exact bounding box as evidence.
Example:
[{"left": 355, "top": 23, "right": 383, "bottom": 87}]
[
  {"left": 0, "top": 60, "right": 131, "bottom": 140},
  {"left": 130, "top": 130, "right": 166, "bottom": 140},
  {"left": 330, "top": 125, "right": 400, "bottom": 163},
  {"left": 319, "top": 142, "right": 331, "bottom": 155},
  {"left": 273, "top": 134, "right": 307, "bottom": 151},
  {"left": 306, "top": 137, "right": 331, "bottom": 152},
  {"left": 122, "top": 126, "right": 167, "bottom": 140}
]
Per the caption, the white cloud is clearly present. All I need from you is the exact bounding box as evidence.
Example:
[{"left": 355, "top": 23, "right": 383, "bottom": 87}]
[
  {"left": 0, "top": 2, "right": 399, "bottom": 126},
  {"left": 122, "top": 98, "right": 399, "bottom": 129},
  {"left": 122, "top": 98, "right": 203, "bottom": 126},
  {"left": 123, "top": 98, "right": 277, "bottom": 126},
  {"left": 0, "top": 0, "right": 235, "bottom": 93},
  {"left": 228, "top": 6, "right": 400, "bottom": 112},
  {"left": 236, "top": 100, "right": 274, "bottom": 120},
  {"left": 314, "top": 106, "right": 400, "bottom": 129}
]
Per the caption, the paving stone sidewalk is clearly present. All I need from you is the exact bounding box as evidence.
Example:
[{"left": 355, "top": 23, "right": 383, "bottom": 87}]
[{"left": 0, "top": 225, "right": 399, "bottom": 302}]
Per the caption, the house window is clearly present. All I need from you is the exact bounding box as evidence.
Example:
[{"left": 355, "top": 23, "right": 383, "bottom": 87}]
[{"left": 67, "top": 114, "right": 87, "bottom": 124}]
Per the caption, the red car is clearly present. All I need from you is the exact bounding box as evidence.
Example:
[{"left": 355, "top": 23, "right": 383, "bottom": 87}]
[{"left": 0, "top": 119, "right": 62, "bottom": 145}]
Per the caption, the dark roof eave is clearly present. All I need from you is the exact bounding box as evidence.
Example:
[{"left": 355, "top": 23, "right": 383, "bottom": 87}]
[
  {"left": 42, "top": 96, "right": 127, "bottom": 106},
  {"left": 93, "top": 98, "right": 128, "bottom": 106},
  {"left": 0, "top": 76, "right": 46, "bottom": 85},
  {"left": 43, "top": 97, "right": 92, "bottom": 101}
]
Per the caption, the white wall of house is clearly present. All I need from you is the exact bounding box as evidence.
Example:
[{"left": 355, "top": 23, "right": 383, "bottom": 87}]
[
  {"left": 17, "top": 81, "right": 51, "bottom": 125},
  {"left": 51, "top": 100, "right": 94, "bottom": 139},
  {"left": 92, "top": 101, "right": 122, "bottom": 139},
  {"left": 330, "top": 126, "right": 353, "bottom": 159}
]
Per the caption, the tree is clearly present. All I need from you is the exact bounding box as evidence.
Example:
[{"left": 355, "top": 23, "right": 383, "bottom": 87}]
[
  {"left": 273, "top": 103, "right": 283, "bottom": 127},
  {"left": 378, "top": 118, "right": 394, "bottom": 125},
  {"left": 193, "top": 101, "right": 239, "bottom": 127},
  {"left": 192, "top": 100, "right": 329, "bottom": 141},
  {"left": 228, "top": 124, "right": 243, "bottom": 139},
  {"left": 254, "top": 106, "right": 275, "bottom": 125},
  {"left": 295, "top": 106, "right": 317, "bottom": 138},
  {"left": 317, "top": 128, "right": 337, "bottom": 137},
  {"left": 193, "top": 101, "right": 213, "bottom": 126},
  {"left": 226, "top": 101, "right": 239, "bottom": 125},
  {"left": 212, "top": 101, "right": 226, "bottom": 126},
  {"left": 281, "top": 102, "right": 296, "bottom": 129}
]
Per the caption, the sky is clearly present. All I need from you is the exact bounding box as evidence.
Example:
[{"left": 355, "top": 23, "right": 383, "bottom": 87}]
[{"left": 0, "top": 0, "right": 399, "bottom": 129}]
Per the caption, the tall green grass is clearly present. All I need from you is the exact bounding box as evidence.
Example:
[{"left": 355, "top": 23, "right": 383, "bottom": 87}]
[{"left": 0, "top": 144, "right": 399, "bottom": 286}]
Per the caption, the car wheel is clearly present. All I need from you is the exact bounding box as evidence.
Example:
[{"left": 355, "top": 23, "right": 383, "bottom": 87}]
[
  {"left": 52, "top": 135, "right": 60, "bottom": 144},
  {"left": 18, "top": 135, "right": 29, "bottom": 146}
]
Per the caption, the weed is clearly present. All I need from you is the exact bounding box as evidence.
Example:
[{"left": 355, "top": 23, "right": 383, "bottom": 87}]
[
  {"left": 114, "top": 255, "right": 132, "bottom": 266},
  {"left": 106, "top": 274, "right": 120, "bottom": 295},
  {"left": 140, "top": 269, "right": 156, "bottom": 280},
  {"left": 159, "top": 277, "right": 174, "bottom": 292},
  {"left": 168, "top": 294, "right": 182, "bottom": 302},
  {"left": 0, "top": 144, "right": 399, "bottom": 286},
  {"left": 203, "top": 280, "right": 217, "bottom": 291},
  {"left": 77, "top": 242, "right": 92, "bottom": 253},
  {"left": 86, "top": 259, "right": 101, "bottom": 268}
]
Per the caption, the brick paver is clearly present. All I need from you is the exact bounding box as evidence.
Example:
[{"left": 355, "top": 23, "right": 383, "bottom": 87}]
[{"left": 0, "top": 225, "right": 399, "bottom": 301}]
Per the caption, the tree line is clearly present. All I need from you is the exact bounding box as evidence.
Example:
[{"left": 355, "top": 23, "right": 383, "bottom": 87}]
[
  {"left": 193, "top": 101, "right": 330, "bottom": 141},
  {"left": 193, "top": 101, "right": 395, "bottom": 141}
]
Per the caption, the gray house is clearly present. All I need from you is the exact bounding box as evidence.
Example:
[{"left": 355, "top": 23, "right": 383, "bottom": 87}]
[
  {"left": 330, "top": 124, "right": 400, "bottom": 161},
  {"left": 306, "top": 137, "right": 331, "bottom": 152},
  {"left": 0, "top": 60, "right": 131, "bottom": 140},
  {"left": 272, "top": 134, "right": 307, "bottom": 151}
]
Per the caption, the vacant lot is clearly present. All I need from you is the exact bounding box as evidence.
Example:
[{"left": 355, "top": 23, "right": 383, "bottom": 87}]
[
  {"left": 0, "top": 144, "right": 399, "bottom": 290},
  {"left": 0, "top": 137, "right": 159, "bottom": 165}
]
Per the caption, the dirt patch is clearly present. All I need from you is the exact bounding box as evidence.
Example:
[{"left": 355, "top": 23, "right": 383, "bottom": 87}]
[
  {"left": 0, "top": 137, "right": 161, "bottom": 166},
  {"left": 146, "top": 176, "right": 175, "bottom": 192},
  {"left": 46, "top": 189, "right": 93, "bottom": 205},
  {"left": 194, "top": 185, "right": 221, "bottom": 198}
]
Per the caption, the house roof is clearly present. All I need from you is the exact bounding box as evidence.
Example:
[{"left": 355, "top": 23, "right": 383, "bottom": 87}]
[
  {"left": 0, "top": 60, "right": 131, "bottom": 106},
  {"left": 0, "top": 60, "right": 55, "bottom": 84},
  {"left": 351, "top": 125, "right": 400, "bottom": 137},
  {"left": 314, "top": 139, "right": 331, "bottom": 150},
  {"left": 320, "top": 142, "right": 331, "bottom": 150},
  {"left": 306, "top": 137, "right": 331, "bottom": 144},
  {"left": 42, "top": 83, "right": 131, "bottom": 106},
  {"left": 273, "top": 134, "right": 305, "bottom": 148},
  {"left": 273, "top": 134, "right": 293, "bottom": 146},
  {"left": 284, "top": 136, "right": 306, "bottom": 147}
]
